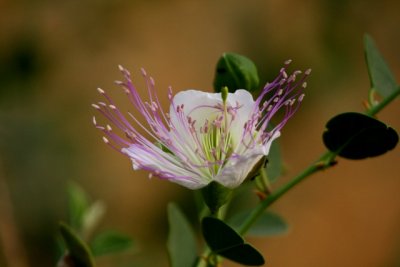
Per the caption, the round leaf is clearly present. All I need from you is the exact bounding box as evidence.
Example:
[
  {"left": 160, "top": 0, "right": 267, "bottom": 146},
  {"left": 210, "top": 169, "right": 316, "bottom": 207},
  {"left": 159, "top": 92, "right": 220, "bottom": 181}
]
[{"left": 323, "top": 112, "right": 398, "bottom": 159}]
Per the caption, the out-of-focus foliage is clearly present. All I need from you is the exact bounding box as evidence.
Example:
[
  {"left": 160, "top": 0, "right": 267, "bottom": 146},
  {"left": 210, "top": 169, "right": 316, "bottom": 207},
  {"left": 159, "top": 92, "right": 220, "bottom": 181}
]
[
  {"left": 58, "top": 182, "right": 134, "bottom": 265},
  {"left": 364, "top": 34, "right": 398, "bottom": 98},
  {"left": 90, "top": 231, "right": 134, "bottom": 257},
  {"left": 58, "top": 222, "right": 95, "bottom": 267},
  {"left": 167, "top": 203, "right": 197, "bottom": 267}
]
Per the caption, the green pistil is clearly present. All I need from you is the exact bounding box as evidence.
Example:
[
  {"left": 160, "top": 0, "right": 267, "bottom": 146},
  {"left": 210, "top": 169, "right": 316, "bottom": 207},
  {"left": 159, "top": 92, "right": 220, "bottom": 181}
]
[{"left": 221, "top": 86, "right": 229, "bottom": 103}]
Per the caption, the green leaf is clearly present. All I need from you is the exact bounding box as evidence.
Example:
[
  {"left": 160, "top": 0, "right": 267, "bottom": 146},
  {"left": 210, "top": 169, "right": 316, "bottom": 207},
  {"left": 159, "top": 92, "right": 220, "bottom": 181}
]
[
  {"left": 90, "top": 231, "right": 134, "bottom": 256},
  {"left": 213, "top": 53, "right": 259, "bottom": 93},
  {"left": 202, "top": 217, "right": 265, "bottom": 266},
  {"left": 59, "top": 222, "right": 95, "bottom": 267},
  {"left": 266, "top": 140, "right": 282, "bottom": 183},
  {"left": 68, "top": 182, "right": 90, "bottom": 230},
  {"left": 323, "top": 112, "right": 398, "bottom": 159},
  {"left": 364, "top": 34, "right": 398, "bottom": 98},
  {"left": 228, "top": 211, "right": 289, "bottom": 237},
  {"left": 167, "top": 203, "right": 198, "bottom": 267}
]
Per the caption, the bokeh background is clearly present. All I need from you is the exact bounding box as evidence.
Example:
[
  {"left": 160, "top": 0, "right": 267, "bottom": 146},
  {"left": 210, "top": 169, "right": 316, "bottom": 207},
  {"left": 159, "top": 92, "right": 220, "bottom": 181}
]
[{"left": 1, "top": 0, "right": 400, "bottom": 266}]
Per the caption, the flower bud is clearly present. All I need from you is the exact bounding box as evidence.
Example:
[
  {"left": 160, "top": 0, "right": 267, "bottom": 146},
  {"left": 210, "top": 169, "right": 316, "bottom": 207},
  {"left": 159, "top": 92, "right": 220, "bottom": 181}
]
[{"left": 213, "top": 53, "right": 259, "bottom": 93}]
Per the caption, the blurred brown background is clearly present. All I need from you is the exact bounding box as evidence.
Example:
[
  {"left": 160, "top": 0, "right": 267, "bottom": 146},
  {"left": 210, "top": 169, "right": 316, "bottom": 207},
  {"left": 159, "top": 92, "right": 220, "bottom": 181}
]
[{"left": 0, "top": 0, "right": 399, "bottom": 266}]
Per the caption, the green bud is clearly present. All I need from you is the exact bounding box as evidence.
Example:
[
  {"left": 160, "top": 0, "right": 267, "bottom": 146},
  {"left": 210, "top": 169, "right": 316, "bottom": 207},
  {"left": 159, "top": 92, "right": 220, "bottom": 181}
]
[
  {"left": 213, "top": 52, "right": 259, "bottom": 93},
  {"left": 201, "top": 181, "right": 232, "bottom": 215}
]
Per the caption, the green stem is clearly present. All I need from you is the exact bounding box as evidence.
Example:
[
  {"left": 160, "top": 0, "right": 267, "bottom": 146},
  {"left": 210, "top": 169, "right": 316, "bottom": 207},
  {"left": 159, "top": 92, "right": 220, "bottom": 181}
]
[{"left": 239, "top": 151, "right": 335, "bottom": 234}]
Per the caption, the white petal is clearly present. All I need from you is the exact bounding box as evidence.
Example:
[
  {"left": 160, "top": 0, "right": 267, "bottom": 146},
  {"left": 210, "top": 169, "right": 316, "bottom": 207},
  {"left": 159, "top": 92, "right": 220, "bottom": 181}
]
[
  {"left": 122, "top": 144, "right": 210, "bottom": 189},
  {"left": 225, "top": 90, "right": 256, "bottom": 146},
  {"left": 214, "top": 147, "right": 265, "bottom": 188},
  {"left": 226, "top": 89, "right": 255, "bottom": 119},
  {"left": 214, "top": 130, "right": 281, "bottom": 188},
  {"left": 170, "top": 89, "right": 223, "bottom": 130},
  {"left": 168, "top": 177, "right": 208, "bottom": 190},
  {"left": 262, "top": 130, "right": 281, "bottom": 154}
]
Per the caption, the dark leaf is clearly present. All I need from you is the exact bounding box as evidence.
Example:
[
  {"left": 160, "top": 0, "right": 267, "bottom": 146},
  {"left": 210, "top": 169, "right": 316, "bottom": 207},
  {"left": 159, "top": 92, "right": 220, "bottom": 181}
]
[
  {"left": 90, "top": 231, "right": 134, "bottom": 256},
  {"left": 323, "top": 112, "right": 398, "bottom": 159},
  {"left": 364, "top": 34, "right": 398, "bottom": 98},
  {"left": 59, "top": 222, "right": 95, "bottom": 267},
  {"left": 213, "top": 53, "right": 259, "bottom": 93},
  {"left": 167, "top": 203, "right": 198, "bottom": 267},
  {"left": 219, "top": 244, "right": 265, "bottom": 266},
  {"left": 202, "top": 217, "right": 266, "bottom": 266},
  {"left": 202, "top": 217, "right": 243, "bottom": 252}
]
